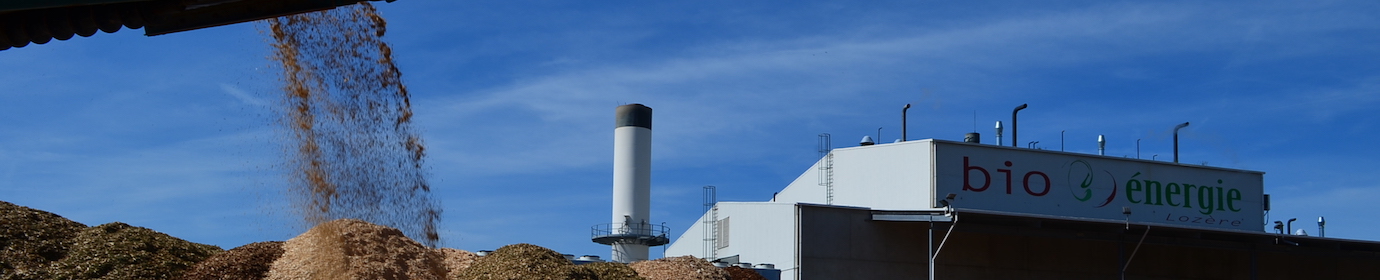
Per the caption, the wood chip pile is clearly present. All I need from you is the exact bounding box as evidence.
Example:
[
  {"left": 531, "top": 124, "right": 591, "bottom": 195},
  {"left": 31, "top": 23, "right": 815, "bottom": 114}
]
[
  {"left": 628, "top": 256, "right": 731, "bottom": 280},
  {"left": 451, "top": 243, "right": 595, "bottom": 280},
  {"left": 0, "top": 201, "right": 88, "bottom": 280},
  {"left": 3, "top": 201, "right": 777, "bottom": 280},
  {"left": 176, "top": 241, "right": 285, "bottom": 280},
  {"left": 579, "top": 262, "right": 646, "bottom": 280},
  {"left": 265, "top": 219, "right": 447, "bottom": 280},
  {"left": 49, "top": 222, "right": 223, "bottom": 280},
  {"left": 439, "top": 248, "right": 479, "bottom": 275},
  {"left": 723, "top": 266, "right": 768, "bottom": 280}
]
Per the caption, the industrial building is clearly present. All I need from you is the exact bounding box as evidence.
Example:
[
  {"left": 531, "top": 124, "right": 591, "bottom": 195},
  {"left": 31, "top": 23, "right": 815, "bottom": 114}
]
[{"left": 663, "top": 138, "right": 1380, "bottom": 279}]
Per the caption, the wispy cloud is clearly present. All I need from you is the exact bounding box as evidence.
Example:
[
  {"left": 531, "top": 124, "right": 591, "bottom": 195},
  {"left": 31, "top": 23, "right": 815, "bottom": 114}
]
[
  {"left": 416, "top": 1, "right": 1380, "bottom": 176},
  {"left": 221, "top": 83, "right": 269, "bottom": 107}
]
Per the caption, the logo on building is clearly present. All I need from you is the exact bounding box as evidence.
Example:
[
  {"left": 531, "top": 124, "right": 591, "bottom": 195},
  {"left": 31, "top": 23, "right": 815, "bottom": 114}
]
[{"left": 1065, "top": 160, "right": 1117, "bottom": 208}]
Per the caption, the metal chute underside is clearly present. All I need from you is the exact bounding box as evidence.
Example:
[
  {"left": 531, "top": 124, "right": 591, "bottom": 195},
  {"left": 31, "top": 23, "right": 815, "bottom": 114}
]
[{"left": 0, "top": 0, "right": 394, "bottom": 51}]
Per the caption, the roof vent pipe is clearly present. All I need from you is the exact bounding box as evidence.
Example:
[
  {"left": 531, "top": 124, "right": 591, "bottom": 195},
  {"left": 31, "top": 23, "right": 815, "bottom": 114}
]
[
  {"left": 1098, "top": 135, "right": 1106, "bottom": 156},
  {"left": 964, "top": 132, "right": 980, "bottom": 144},
  {"left": 1011, "top": 104, "right": 1028, "bottom": 147},
  {"left": 902, "top": 104, "right": 911, "bottom": 142},
  {"left": 1173, "top": 122, "right": 1190, "bottom": 163},
  {"left": 1318, "top": 217, "right": 1326, "bottom": 238},
  {"left": 995, "top": 121, "right": 1003, "bottom": 146}
]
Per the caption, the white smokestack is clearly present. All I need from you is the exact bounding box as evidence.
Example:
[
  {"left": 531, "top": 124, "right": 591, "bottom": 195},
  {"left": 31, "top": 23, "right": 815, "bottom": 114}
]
[{"left": 611, "top": 104, "right": 652, "bottom": 262}]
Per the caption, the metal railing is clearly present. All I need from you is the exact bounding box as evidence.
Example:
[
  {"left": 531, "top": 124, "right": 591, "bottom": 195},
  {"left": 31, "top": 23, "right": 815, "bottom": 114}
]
[{"left": 591, "top": 222, "right": 670, "bottom": 246}]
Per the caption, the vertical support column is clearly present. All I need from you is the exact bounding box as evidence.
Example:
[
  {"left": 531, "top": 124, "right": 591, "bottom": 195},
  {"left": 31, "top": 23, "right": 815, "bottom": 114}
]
[{"left": 612, "top": 104, "right": 652, "bottom": 262}]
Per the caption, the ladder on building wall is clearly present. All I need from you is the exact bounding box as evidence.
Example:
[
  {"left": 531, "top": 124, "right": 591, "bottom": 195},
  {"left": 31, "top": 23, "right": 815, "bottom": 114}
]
[
  {"left": 702, "top": 185, "right": 717, "bottom": 259},
  {"left": 818, "top": 133, "right": 834, "bottom": 205}
]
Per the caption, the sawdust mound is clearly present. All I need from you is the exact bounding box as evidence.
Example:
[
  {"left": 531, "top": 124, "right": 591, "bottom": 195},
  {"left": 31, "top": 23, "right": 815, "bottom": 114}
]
[
  {"left": 628, "top": 256, "right": 730, "bottom": 280},
  {"left": 0, "top": 201, "right": 88, "bottom": 280},
  {"left": 579, "top": 262, "right": 645, "bottom": 280},
  {"left": 49, "top": 222, "right": 223, "bottom": 280},
  {"left": 451, "top": 243, "right": 594, "bottom": 280},
  {"left": 723, "top": 266, "right": 766, "bottom": 280},
  {"left": 438, "top": 248, "right": 479, "bottom": 275},
  {"left": 266, "top": 219, "right": 446, "bottom": 280},
  {"left": 176, "top": 241, "right": 285, "bottom": 280}
]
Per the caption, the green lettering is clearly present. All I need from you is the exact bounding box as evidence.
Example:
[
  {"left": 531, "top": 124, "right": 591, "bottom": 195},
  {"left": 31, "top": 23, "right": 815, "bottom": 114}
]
[
  {"left": 1144, "top": 180, "right": 1163, "bottom": 205},
  {"left": 1125, "top": 173, "right": 1142, "bottom": 204},
  {"left": 1227, "top": 189, "right": 1242, "bottom": 212},
  {"left": 1216, "top": 187, "right": 1226, "bottom": 211},
  {"left": 1197, "top": 186, "right": 1215, "bottom": 215},
  {"left": 1165, "top": 183, "right": 1181, "bottom": 206},
  {"left": 1183, "top": 184, "right": 1196, "bottom": 208}
]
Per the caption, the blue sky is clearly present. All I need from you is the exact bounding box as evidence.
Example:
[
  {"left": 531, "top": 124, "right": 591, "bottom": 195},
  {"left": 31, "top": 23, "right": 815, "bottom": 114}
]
[{"left": 2, "top": 0, "right": 1379, "bottom": 258}]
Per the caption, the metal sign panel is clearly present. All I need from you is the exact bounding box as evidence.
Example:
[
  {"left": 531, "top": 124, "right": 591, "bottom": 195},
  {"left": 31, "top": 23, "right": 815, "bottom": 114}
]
[{"left": 933, "top": 141, "right": 1265, "bottom": 232}]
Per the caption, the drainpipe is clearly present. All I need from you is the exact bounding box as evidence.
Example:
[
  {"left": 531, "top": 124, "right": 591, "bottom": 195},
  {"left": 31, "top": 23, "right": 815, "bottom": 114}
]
[
  {"left": 1011, "top": 104, "right": 1027, "bottom": 147},
  {"left": 1173, "top": 122, "right": 1189, "bottom": 163}
]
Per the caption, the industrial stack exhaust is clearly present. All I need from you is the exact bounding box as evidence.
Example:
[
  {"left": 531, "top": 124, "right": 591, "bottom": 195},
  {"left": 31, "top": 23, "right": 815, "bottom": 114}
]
[{"left": 592, "top": 104, "right": 668, "bottom": 262}]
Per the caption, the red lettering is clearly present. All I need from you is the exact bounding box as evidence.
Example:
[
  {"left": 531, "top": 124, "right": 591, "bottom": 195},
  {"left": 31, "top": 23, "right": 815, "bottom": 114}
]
[
  {"left": 963, "top": 157, "right": 990, "bottom": 192},
  {"left": 1023, "top": 171, "right": 1050, "bottom": 196},
  {"left": 999, "top": 161, "right": 1013, "bottom": 194}
]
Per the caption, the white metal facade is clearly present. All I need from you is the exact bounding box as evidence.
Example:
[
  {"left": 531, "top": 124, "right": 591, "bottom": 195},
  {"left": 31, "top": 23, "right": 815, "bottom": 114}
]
[{"left": 663, "top": 139, "right": 1268, "bottom": 280}]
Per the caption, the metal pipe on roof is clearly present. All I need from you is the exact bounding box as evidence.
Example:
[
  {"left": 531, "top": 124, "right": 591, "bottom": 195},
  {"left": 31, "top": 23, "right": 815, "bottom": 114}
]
[
  {"left": 1098, "top": 135, "right": 1106, "bottom": 156},
  {"left": 1319, "top": 217, "right": 1326, "bottom": 238},
  {"left": 902, "top": 104, "right": 911, "bottom": 142},
  {"left": 1173, "top": 122, "right": 1189, "bottom": 163},
  {"left": 995, "top": 121, "right": 1003, "bottom": 146},
  {"left": 1011, "top": 104, "right": 1027, "bottom": 147}
]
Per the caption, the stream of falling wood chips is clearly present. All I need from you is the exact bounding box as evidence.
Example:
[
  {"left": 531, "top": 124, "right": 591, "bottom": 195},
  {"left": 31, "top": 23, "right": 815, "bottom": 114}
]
[{"left": 268, "top": 4, "right": 441, "bottom": 275}]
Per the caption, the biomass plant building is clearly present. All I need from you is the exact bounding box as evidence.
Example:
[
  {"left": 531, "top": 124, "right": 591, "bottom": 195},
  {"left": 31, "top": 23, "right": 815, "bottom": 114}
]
[{"left": 664, "top": 139, "right": 1380, "bottom": 279}]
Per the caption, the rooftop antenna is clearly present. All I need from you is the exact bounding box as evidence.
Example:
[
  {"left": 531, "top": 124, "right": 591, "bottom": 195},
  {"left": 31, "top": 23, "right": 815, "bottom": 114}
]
[
  {"left": 1011, "top": 104, "right": 1028, "bottom": 147},
  {"left": 1173, "top": 122, "right": 1190, "bottom": 163}
]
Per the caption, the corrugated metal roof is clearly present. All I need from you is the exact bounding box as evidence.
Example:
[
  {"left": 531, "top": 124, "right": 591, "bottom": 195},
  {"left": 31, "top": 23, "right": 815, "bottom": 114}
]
[
  {"left": 0, "top": 0, "right": 392, "bottom": 51},
  {"left": 0, "top": 0, "right": 152, "bottom": 13}
]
